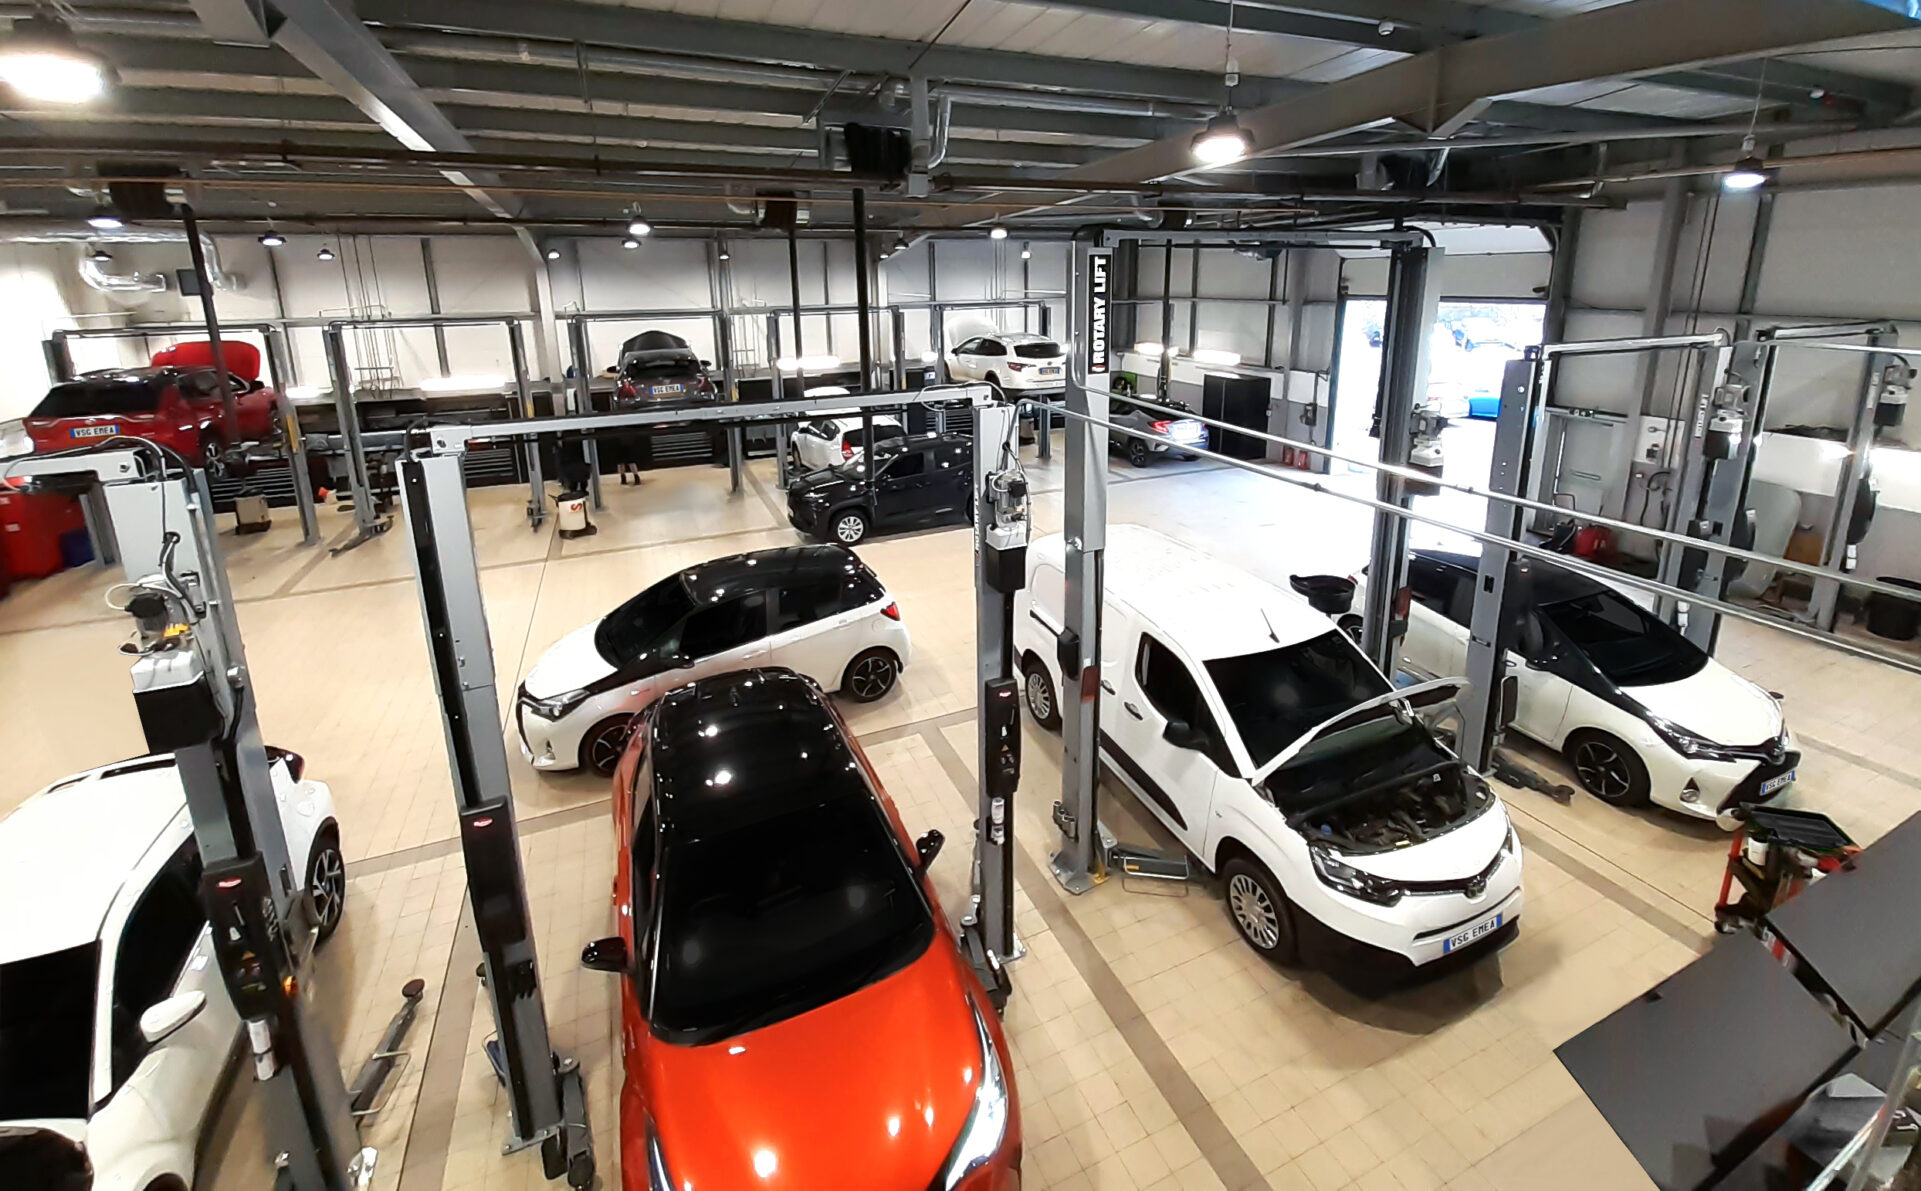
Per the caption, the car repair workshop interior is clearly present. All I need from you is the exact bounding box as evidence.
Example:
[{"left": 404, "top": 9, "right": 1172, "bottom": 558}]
[{"left": 6, "top": 3, "right": 1921, "bottom": 1190}]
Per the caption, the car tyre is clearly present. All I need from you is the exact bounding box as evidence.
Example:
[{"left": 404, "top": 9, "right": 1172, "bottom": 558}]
[
  {"left": 1565, "top": 729, "right": 1651, "bottom": 808},
  {"left": 1023, "top": 655, "right": 1061, "bottom": 731},
  {"left": 199, "top": 430, "right": 226, "bottom": 469},
  {"left": 831, "top": 507, "right": 869, "bottom": 545},
  {"left": 305, "top": 824, "right": 346, "bottom": 942},
  {"left": 1128, "top": 439, "right": 1150, "bottom": 468},
  {"left": 579, "top": 714, "right": 637, "bottom": 778},
  {"left": 1221, "top": 856, "right": 1297, "bottom": 964},
  {"left": 841, "top": 648, "right": 900, "bottom": 702}
]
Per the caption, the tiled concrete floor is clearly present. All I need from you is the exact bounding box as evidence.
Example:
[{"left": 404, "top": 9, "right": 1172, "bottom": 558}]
[{"left": 3, "top": 442, "right": 1916, "bottom": 1191}]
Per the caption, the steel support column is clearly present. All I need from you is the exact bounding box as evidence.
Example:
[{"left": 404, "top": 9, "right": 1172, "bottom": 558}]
[
  {"left": 507, "top": 321, "right": 545, "bottom": 526},
  {"left": 322, "top": 325, "right": 386, "bottom": 545},
  {"left": 1050, "top": 238, "right": 1111, "bottom": 895},
  {"left": 1460, "top": 356, "right": 1541, "bottom": 771},
  {"left": 1613, "top": 155, "right": 1689, "bottom": 521},
  {"left": 566, "top": 317, "right": 603, "bottom": 510},
  {"left": 972, "top": 399, "right": 1022, "bottom": 959},
  {"left": 1360, "top": 243, "right": 1439, "bottom": 675}
]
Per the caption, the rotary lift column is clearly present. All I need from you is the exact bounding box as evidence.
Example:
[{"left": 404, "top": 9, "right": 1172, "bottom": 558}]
[
  {"left": 397, "top": 451, "right": 595, "bottom": 1188},
  {"left": 1050, "top": 237, "right": 1112, "bottom": 894}
]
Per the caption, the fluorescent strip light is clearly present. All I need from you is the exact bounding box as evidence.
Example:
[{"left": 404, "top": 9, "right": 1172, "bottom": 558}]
[
  {"left": 1192, "top": 348, "right": 1242, "bottom": 367},
  {"left": 1133, "top": 342, "right": 1165, "bottom": 357},
  {"left": 419, "top": 374, "right": 507, "bottom": 393},
  {"left": 774, "top": 354, "right": 841, "bottom": 371}
]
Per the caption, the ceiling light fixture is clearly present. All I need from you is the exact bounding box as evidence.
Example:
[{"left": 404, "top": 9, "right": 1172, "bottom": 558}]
[
  {"left": 1020, "top": 248, "right": 1031, "bottom": 260},
  {"left": 1192, "top": 109, "right": 1253, "bottom": 166},
  {"left": 86, "top": 206, "right": 122, "bottom": 230},
  {"left": 989, "top": 225, "right": 1007, "bottom": 240},
  {"left": 316, "top": 246, "right": 335, "bottom": 261},
  {"left": 545, "top": 247, "right": 561, "bottom": 261},
  {"left": 718, "top": 250, "right": 730, "bottom": 261},
  {"left": 622, "top": 237, "right": 640, "bottom": 249},
  {"left": 258, "top": 231, "right": 285, "bottom": 248},
  {"left": 0, "top": 15, "right": 113, "bottom": 104},
  {"left": 1722, "top": 133, "right": 1769, "bottom": 191},
  {"left": 627, "top": 217, "right": 651, "bottom": 237}
]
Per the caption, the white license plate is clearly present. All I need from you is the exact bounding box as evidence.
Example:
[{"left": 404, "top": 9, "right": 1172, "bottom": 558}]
[
  {"left": 70, "top": 424, "right": 120, "bottom": 438},
  {"left": 1041, "top": 367, "right": 1062, "bottom": 375},
  {"left": 1760, "top": 770, "right": 1796, "bottom": 797},
  {"left": 1443, "top": 913, "right": 1502, "bottom": 954},
  {"left": 650, "top": 383, "right": 684, "bottom": 395}
]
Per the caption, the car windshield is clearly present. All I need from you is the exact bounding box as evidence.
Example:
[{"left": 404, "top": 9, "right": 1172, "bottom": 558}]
[
  {"left": 1541, "top": 590, "right": 1707, "bottom": 686},
  {"left": 1205, "top": 631, "right": 1393, "bottom": 769},
  {"left": 1013, "top": 340, "right": 1062, "bottom": 359},
  {"left": 649, "top": 796, "right": 934, "bottom": 1045},
  {"left": 844, "top": 424, "right": 905, "bottom": 450},
  {"left": 32, "top": 379, "right": 160, "bottom": 418},
  {"left": 0, "top": 944, "right": 98, "bottom": 1121},
  {"left": 594, "top": 576, "right": 697, "bottom": 668}
]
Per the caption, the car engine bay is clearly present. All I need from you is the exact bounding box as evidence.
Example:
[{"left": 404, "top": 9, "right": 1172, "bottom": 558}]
[{"left": 1268, "top": 722, "right": 1493, "bottom": 853}]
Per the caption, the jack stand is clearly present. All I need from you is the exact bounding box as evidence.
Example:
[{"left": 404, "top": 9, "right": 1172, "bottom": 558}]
[{"left": 1490, "top": 748, "right": 1575, "bottom": 805}]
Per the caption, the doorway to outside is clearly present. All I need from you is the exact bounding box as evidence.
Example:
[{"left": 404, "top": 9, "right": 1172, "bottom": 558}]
[{"left": 1330, "top": 298, "right": 1547, "bottom": 487}]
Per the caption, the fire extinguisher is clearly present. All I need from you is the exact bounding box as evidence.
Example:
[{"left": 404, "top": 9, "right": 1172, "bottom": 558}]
[{"left": 1281, "top": 446, "right": 1298, "bottom": 467}]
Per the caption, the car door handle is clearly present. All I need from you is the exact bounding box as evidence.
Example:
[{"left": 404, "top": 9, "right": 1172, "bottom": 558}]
[
  {"left": 1100, "top": 679, "right": 1115, "bottom": 694},
  {"left": 1124, "top": 702, "right": 1143, "bottom": 719}
]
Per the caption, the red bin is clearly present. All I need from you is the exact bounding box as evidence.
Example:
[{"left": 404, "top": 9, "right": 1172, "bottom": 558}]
[{"left": 0, "top": 485, "right": 88, "bottom": 580}]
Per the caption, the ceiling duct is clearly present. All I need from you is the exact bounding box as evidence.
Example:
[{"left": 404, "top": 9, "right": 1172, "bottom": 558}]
[
  {"left": 0, "top": 221, "right": 242, "bottom": 291},
  {"left": 80, "top": 248, "right": 168, "bottom": 296}
]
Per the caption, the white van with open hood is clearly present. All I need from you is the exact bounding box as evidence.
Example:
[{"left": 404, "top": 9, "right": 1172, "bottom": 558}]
[{"left": 1013, "top": 526, "right": 1523, "bottom": 981}]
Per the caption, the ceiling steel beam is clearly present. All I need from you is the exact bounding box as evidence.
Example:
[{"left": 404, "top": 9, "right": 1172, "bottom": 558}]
[
  {"left": 1060, "top": 0, "right": 1918, "bottom": 183},
  {"left": 1028, "top": 0, "right": 1444, "bottom": 52},
  {"left": 353, "top": 0, "right": 1309, "bottom": 106},
  {"left": 262, "top": 0, "right": 521, "bottom": 217}
]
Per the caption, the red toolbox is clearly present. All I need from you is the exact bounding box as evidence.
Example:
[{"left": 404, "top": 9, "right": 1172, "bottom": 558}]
[{"left": 0, "top": 484, "right": 88, "bottom": 581}]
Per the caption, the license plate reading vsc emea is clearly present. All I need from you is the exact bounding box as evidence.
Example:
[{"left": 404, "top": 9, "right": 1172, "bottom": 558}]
[
  {"left": 1760, "top": 770, "right": 1796, "bottom": 797},
  {"left": 70, "top": 424, "right": 121, "bottom": 438},
  {"left": 1444, "top": 913, "right": 1502, "bottom": 954},
  {"left": 651, "top": 383, "right": 684, "bottom": 396}
]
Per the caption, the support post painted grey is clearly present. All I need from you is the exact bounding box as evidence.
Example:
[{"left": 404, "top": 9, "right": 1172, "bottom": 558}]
[{"left": 1360, "top": 244, "right": 1438, "bottom": 675}]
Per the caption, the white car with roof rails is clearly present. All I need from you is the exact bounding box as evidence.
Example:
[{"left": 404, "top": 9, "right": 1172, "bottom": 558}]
[
  {"left": 788, "top": 408, "right": 908, "bottom": 474},
  {"left": 1014, "top": 526, "right": 1522, "bottom": 980},
  {"left": 0, "top": 749, "right": 343, "bottom": 1191},
  {"left": 945, "top": 332, "right": 1067, "bottom": 393}
]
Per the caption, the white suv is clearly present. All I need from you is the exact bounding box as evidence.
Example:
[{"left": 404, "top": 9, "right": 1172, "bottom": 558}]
[
  {"left": 1015, "top": 526, "right": 1522, "bottom": 981},
  {"left": 0, "top": 750, "right": 343, "bottom": 1191},
  {"left": 518, "top": 544, "right": 912, "bottom": 775},
  {"left": 946, "top": 333, "right": 1066, "bottom": 393},
  {"left": 790, "top": 413, "right": 908, "bottom": 473}
]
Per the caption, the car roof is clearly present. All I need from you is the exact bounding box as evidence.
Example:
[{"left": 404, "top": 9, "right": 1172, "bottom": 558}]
[
  {"left": 678, "top": 544, "right": 870, "bottom": 603},
  {"left": 0, "top": 756, "right": 187, "bottom": 966},
  {"left": 979, "top": 332, "right": 1056, "bottom": 345},
  {"left": 1415, "top": 548, "right": 1606, "bottom": 605},
  {"left": 1035, "top": 525, "right": 1333, "bottom": 661},
  {"left": 647, "top": 668, "right": 872, "bottom": 837}
]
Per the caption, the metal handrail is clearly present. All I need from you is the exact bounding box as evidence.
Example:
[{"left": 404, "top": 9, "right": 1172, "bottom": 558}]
[
  {"left": 1029, "top": 399, "right": 1921, "bottom": 679},
  {"left": 1113, "top": 390, "right": 1921, "bottom": 610}
]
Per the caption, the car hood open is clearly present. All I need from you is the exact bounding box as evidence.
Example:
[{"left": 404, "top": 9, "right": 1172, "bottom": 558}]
[
  {"left": 521, "top": 621, "right": 615, "bottom": 700},
  {"left": 0, "top": 1121, "right": 90, "bottom": 1190},
  {"left": 1624, "top": 663, "right": 1781, "bottom": 746},
  {"left": 647, "top": 944, "right": 986, "bottom": 1191},
  {"left": 1330, "top": 799, "right": 1510, "bottom": 882},
  {"left": 1253, "top": 678, "right": 1466, "bottom": 784}
]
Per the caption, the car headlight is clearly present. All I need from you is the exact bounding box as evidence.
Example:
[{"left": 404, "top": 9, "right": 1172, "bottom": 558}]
[
  {"left": 936, "top": 998, "right": 1011, "bottom": 1191},
  {"left": 1308, "top": 847, "right": 1404, "bottom": 906},
  {"left": 1645, "top": 713, "right": 1739, "bottom": 761},
  {"left": 524, "top": 687, "right": 592, "bottom": 721}
]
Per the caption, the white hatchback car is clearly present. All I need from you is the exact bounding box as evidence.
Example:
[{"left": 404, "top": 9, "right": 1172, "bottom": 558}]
[
  {"left": 0, "top": 749, "right": 343, "bottom": 1191},
  {"left": 1378, "top": 549, "right": 1797, "bottom": 820},
  {"left": 789, "top": 413, "right": 907, "bottom": 473},
  {"left": 946, "top": 332, "right": 1066, "bottom": 393},
  {"left": 1016, "top": 527, "right": 1522, "bottom": 980},
  {"left": 518, "top": 544, "right": 912, "bottom": 776}
]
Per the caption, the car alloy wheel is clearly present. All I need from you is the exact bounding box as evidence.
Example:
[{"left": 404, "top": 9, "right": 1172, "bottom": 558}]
[
  {"left": 834, "top": 511, "right": 868, "bottom": 544},
  {"left": 1026, "top": 668, "right": 1053, "bottom": 724},
  {"left": 306, "top": 830, "right": 346, "bottom": 941},
  {"left": 1566, "top": 731, "right": 1649, "bottom": 807},
  {"left": 843, "top": 649, "right": 898, "bottom": 702},
  {"left": 1128, "top": 439, "right": 1150, "bottom": 468},
  {"left": 582, "top": 716, "right": 635, "bottom": 777},
  {"left": 1228, "top": 873, "right": 1280, "bottom": 949}
]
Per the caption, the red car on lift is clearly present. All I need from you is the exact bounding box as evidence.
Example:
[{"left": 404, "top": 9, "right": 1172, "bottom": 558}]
[
  {"left": 583, "top": 668, "right": 1021, "bottom": 1191},
  {"left": 24, "top": 340, "right": 279, "bottom": 464}
]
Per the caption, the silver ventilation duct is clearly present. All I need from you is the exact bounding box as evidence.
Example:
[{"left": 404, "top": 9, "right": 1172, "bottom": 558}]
[
  {"left": 80, "top": 249, "right": 168, "bottom": 295},
  {"left": 0, "top": 221, "right": 242, "bottom": 291}
]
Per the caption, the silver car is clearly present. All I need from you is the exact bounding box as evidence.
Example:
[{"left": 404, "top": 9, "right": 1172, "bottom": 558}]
[{"left": 1108, "top": 396, "right": 1208, "bottom": 467}]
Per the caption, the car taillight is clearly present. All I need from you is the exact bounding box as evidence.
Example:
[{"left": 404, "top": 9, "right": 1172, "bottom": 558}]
[
  {"left": 1150, "top": 420, "right": 1171, "bottom": 433},
  {"left": 881, "top": 601, "right": 900, "bottom": 621},
  {"left": 618, "top": 381, "right": 637, "bottom": 399},
  {"left": 842, "top": 442, "right": 854, "bottom": 459},
  {"left": 1007, "top": 361, "right": 1029, "bottom": 371}
]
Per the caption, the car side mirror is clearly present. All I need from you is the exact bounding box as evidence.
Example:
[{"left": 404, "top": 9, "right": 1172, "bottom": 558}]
[
  {"left": 915, "top": 829, "right": 944, "bottom": 868},
  {"left": 1163, "top": 719, "right": 1204, "bottom": 750},
  {"left": 581, "top": 936, "right": 630, "bottom": 973},
  {"left": 139, "top": 991, "right": 207, "bottom": 1045},
  {"left": 700, "top": 359, "right": 712, "bottom": 367}
]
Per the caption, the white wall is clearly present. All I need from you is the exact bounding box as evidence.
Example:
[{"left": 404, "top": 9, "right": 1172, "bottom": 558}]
[{"left": 1132, "top": 245, "right": 1343, "bottom": 373}]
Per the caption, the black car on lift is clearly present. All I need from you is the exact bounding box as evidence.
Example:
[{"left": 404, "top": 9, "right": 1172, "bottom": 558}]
[
  {"left": 787, "top": 432, "right": 973, "bottom": 545},
  {"left": 614, "top": 330, "right": 717, "bottom": 408}
]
